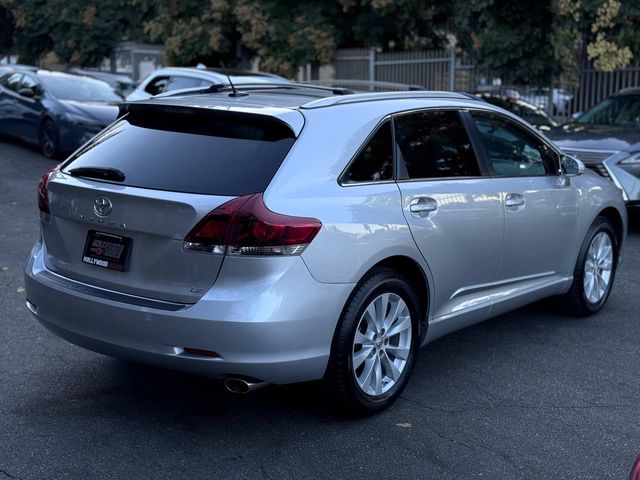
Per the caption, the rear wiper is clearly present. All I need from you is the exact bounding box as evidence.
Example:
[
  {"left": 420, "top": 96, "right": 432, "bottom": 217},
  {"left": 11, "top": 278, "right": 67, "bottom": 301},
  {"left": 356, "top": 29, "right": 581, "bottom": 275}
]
[{"left": 68, "top": 167, "right": 125, "bottom": 182}]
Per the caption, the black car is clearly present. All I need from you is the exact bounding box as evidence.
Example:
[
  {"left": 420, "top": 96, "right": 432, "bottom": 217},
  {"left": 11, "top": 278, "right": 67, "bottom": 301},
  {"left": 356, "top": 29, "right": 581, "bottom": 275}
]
[
  {"left": 476, "top": 92, "right": 559, "bottom": 131},
  {"left": 0, "top": 70, "right": 120, "bottom": 158},
  {"left": 547, "top": 88, "right": 640, "bottom": 204}
]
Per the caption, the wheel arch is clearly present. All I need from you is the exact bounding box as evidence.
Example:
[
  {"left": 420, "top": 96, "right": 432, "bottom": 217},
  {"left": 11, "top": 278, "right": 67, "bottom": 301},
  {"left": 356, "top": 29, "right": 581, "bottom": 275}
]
[
  {"left": 353, "top": 255, "right": 430, "bottom": 339},
  {"left": 598, "top": 207, "right": 624, "bottom": 241}
]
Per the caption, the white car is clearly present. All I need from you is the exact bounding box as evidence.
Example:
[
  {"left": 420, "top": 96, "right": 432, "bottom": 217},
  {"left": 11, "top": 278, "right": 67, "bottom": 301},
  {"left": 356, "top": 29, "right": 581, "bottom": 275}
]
[{"left": 126, "top": 67, "right": 289, "bottom": 101}]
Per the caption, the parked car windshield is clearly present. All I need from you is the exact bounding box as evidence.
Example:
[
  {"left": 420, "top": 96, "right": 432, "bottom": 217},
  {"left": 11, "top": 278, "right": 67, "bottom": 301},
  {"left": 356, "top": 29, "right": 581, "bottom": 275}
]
[
  {"left": 40, "top": 75, "right": 122, "bottom": 102},
  {"left": 577, "top": 94, "right": 640, "bottom": 127}
]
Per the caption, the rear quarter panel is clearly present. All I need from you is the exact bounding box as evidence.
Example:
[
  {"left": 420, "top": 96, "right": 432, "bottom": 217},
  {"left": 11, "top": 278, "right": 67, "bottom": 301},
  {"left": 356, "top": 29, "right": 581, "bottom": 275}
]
[{"left": 263, "top": 103, "right": 433, "bottom": 292}]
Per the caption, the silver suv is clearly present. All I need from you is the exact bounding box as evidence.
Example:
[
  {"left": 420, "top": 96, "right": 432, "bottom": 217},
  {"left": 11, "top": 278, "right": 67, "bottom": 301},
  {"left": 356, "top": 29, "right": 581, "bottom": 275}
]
[{"left": 25, "top": 85, "right": 627, "bottom": 414}]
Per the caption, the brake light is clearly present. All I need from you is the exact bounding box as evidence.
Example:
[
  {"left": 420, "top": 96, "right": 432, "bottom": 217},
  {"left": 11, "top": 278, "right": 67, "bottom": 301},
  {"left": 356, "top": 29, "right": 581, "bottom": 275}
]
[
  {"left": 184, "top": 193, "right": 321, "bottom": 256},
  {"left": 37, "top": 165, "right": 59, "bottom": 215}
]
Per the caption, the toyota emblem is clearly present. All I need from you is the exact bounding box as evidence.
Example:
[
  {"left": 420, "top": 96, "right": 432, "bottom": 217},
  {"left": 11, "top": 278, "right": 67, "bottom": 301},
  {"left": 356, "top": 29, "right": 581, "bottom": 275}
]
[{"left": 93, "top": 196, "right": 113, "bottom": 217}]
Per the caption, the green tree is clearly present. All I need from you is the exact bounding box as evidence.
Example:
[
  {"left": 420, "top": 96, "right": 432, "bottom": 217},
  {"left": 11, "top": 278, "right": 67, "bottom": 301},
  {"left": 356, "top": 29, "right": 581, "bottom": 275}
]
[
  {"left": 0, "top": 1, "right": 15, "bottom": 58},
  {"left": 9, "top": 0, "right": 152, "bottom": 66},
  {"left": 454, "top": 0, "right": 558, "bottom": 86}
]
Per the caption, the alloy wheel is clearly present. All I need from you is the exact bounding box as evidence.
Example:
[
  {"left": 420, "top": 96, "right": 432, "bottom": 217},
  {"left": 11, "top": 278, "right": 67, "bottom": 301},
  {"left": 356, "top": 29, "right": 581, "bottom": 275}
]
[
  {"left": 352, "top": 293, "right": 412, "bottom": 396},
  {"left": 583, "top": 231, "right": 613, "bottom": 304}
]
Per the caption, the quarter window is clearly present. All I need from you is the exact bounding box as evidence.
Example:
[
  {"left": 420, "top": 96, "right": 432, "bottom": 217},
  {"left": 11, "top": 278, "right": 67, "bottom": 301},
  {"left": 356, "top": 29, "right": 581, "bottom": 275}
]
[
  {"left": 394, "top": 110, "right": 480, "bottom": 180},
  {"left": 471, "top": 112, "right": 555, "bottom": 177},
  {"left": 343, "top": 120, "right": 394, "bottom": 184}
]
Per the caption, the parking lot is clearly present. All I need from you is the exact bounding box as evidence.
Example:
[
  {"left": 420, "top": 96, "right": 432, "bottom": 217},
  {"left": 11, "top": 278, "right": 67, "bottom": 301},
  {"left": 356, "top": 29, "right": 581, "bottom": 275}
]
[{"left": 1, "top": 139, "right": 639, "bottom": 479}]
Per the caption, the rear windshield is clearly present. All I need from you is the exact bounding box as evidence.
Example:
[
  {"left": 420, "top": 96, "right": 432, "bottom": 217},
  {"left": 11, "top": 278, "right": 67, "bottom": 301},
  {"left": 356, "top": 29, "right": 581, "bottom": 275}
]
[{"left": 62, "top": 108, "right": 296, "bottom": 196}]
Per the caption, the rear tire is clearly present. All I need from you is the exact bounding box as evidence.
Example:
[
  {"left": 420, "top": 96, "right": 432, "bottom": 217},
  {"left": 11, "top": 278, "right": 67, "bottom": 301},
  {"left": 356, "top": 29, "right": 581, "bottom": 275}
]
[
  {"left": 325, "top": 267, "right": 422, "bottom": 416},
  {"left": 558, "top": 217, "right": 618, "bottom": 316},
  {"left": 39, "top": 119, "right": 59, "bottom": 159}
]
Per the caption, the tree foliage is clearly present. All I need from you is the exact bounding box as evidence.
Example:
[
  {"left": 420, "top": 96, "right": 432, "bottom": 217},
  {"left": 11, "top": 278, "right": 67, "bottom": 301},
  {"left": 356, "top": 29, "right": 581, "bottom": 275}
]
[
  {"left": 454, "top": 0, "right": 558, "bottom": 85},
  {"left": 6, "top": 0, "right": 151, "bottom": 65},
  {"left": 1, "top": 0, "right": 639, "bottom": 78}
]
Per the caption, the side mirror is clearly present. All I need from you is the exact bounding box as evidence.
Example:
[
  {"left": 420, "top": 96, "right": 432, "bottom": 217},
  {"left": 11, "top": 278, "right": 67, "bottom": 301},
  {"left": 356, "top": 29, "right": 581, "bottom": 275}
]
[
  {"left": 18, "top": 87, "right": 35, "bottom": 98},
  {"left": 560, "top": 154, "right": 585, "bottom": 177}
]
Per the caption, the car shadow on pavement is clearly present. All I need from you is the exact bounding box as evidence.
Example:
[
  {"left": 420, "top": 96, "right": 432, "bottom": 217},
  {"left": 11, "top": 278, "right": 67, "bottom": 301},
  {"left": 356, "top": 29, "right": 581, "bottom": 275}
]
[{"left": 16, "top": 297, "right": 586, "bottom": 423}]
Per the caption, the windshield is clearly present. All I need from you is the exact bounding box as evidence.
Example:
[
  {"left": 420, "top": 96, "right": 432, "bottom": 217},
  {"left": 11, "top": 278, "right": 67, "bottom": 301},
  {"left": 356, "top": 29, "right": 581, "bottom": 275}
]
[
  {"left": 577, "top": 95, "right": 640, "bottom": 127},
  {"left": 41, "top": 76, "right": 121, "bottom": 102}
]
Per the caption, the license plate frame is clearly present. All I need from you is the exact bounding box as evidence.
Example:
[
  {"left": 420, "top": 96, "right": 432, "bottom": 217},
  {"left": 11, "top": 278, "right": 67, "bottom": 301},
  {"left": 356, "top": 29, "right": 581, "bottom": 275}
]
[{"left": 82, "top": 230, "right": 132, "bottom": 272}]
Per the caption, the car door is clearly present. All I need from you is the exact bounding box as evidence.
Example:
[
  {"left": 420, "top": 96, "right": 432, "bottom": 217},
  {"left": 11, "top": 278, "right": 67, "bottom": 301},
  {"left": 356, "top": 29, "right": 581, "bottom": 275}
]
[
  {"left": 16, "top": 73, "right": 45, "bottom": 144},
  {"left": 394, "top": 109, "right": 504, "bottom": 331},
  {"left": 0, "top": 72, "right": 23, "bottom": 137},
  {"left": 467, "top": 110, "right": 579, "bottom": 312}
]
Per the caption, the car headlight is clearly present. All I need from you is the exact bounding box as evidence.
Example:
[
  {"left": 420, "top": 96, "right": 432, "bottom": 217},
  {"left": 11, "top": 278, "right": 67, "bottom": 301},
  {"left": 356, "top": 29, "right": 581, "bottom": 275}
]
[
  {"left": 64, "top": 112, "right": 102, "bottom": 129},
  {"left": 619, "top": 152, "right": 640, "bottom": 165}
]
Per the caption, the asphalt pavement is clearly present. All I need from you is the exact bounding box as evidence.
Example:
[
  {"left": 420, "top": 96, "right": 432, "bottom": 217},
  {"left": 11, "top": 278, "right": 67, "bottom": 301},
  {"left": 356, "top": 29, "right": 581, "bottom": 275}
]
[{"left": 1, "top": 139, "right": 639, "bottom": 480}]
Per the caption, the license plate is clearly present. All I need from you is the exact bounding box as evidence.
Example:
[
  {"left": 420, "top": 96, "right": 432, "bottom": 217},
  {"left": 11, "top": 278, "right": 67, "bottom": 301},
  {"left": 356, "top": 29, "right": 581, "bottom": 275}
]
[{"left": 82, "top": 230, "right": 132, "bottom": 271}]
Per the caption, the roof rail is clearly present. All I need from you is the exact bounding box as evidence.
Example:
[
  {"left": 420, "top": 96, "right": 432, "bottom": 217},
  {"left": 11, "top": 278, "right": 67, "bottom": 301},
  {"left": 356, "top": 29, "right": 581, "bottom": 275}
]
[
  {"left": 156, "top": 82, "right": 355, "bottom": 100},
  {"left": 301, "top": 90, "right": 481, "bottom": 109}
]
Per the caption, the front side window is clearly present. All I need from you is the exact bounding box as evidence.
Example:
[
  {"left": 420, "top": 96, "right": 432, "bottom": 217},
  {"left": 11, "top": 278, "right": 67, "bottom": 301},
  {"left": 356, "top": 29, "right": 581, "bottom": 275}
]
[
  {"left": 342, "top": 120, "right": 394, "bottom": 184},
  {"left": 394, "top": 110, "right": 480, "bottom": 180},
  {"left": 471, "top": 112, "right": 555, "bottom": 177},
  {"left": 3, "top": 73, "right": 22, "bottom": 91},
  {"left": 20, "top": 75, "right": 38, "bottom": 90}
]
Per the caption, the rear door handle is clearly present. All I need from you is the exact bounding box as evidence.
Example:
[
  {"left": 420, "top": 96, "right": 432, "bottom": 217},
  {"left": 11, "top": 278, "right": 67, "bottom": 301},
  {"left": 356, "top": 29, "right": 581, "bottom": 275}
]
[
  {"left": 504, "top": 193, "right": 525, "bottom": 208},
  {"left": 409, "top": 197, "right": 438, "bottom": 217}
]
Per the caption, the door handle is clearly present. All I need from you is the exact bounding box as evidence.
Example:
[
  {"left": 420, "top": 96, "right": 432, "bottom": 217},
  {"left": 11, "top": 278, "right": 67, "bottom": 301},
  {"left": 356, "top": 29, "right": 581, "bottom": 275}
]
[
  {"left": 409, "top": 197, "right": 438, "bottom": 217},
  {"left": 504, "top": 193, "right": 525, "bottom": 208}
]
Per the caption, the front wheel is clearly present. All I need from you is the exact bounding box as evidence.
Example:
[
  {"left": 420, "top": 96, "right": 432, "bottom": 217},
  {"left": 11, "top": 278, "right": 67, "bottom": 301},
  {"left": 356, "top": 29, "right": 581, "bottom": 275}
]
[
  {"left": 558, "top": 217, "right": 618, "bottom": 316},
  {"left": 325, "top": 268, "right": 422, "bottom": 415}
]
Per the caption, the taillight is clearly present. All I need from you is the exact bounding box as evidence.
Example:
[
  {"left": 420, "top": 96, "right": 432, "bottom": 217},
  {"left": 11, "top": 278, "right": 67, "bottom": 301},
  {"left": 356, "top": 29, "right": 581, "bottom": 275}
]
[
  {"left": 37, "top": 166, "right": 59, "bottom": 215},
  {"left": 184, "top": 193, "right": 321, "bottom": 256}
]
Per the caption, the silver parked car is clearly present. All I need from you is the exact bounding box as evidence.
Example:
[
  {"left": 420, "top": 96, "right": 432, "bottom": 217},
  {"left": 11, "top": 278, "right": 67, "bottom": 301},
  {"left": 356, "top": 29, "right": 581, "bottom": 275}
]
[{"left": 25, "top": 86, "right": 627, "bottom": 414}]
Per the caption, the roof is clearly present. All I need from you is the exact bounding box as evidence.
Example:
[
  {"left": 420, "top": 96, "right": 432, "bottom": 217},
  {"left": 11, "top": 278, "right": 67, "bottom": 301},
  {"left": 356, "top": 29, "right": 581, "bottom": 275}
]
[
  {"left": 144, "top": 83, "right": 482, "bottom": 110},
  {"left": 124, "top": 84, "right": 489, "bottom": 136}
]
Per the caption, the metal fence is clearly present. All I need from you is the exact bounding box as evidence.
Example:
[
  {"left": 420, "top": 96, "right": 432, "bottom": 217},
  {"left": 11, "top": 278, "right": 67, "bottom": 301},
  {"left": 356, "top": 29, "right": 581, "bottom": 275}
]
[
  {"left": 330, "top": 47, "right": 478, "bottom": 92},
  {"left": 310, "top": 47, "right": 640, "bottom": 123}
]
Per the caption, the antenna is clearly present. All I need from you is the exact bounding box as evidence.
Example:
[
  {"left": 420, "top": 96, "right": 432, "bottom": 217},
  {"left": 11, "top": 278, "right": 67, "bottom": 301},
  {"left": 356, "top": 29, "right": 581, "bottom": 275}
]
[{"left": 219, "top": 61, "right": 247, "bottom": 97}]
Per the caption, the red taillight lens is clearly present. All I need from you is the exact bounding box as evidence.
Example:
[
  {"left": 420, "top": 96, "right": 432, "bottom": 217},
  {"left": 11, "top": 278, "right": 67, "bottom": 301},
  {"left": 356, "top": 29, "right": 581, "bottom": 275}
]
[
  {"left": 184, "top": 193, "right": 322, "bottom": 256},
  {"left": 37, "top": 166, "right": 59, "bottom": 214}
]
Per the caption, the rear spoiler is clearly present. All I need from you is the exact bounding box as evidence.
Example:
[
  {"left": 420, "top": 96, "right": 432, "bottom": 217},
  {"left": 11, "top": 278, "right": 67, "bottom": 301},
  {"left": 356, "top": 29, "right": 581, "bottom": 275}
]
[{"left": 117, "top": 101, "right": 304, "bottom": 137}]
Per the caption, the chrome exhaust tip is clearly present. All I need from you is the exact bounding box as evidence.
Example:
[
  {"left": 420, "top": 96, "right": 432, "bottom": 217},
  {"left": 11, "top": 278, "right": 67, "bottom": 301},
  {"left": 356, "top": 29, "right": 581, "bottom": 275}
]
[{"left": 224, "top": 377, "right": 268, "bottom": 394}]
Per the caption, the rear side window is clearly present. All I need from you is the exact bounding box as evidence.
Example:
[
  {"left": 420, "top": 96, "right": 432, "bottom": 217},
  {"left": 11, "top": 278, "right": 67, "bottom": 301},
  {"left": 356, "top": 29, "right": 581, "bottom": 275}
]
[
  {"left": 166, "top": 76, "right": 206, "bottom": 92},
  {"left": 62, "top": 108, "right": 296, "bottom": 196},
  {"left": 394, "top": 110, "right": 480, "bottom": 179},
  {"left": 342, "top": 120, "right": 394, "bottom": 184}
]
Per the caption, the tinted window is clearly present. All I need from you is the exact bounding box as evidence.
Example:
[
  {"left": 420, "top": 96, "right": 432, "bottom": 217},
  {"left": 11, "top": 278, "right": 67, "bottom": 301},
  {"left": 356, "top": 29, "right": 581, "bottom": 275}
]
[
  {"left": 577, "top": 94, "right": 640, "bottom": 128},
  {"left": 166, "top": 76, "right": 205, "bottom": 92},
  {"left": 471, "top": 112, "right": 554, "bottom": 177},
  {"left": 144, "top": 76, "right": 170, "bottom": 95},
  {"left": 3, "top": 73, "right": 22, "bottom": 91},
  {"left": 20, "top": 75, "right": 37, "bottom": 90},
  {"left": 62, "top": 108, "right": 296, "bottom": 196},
  {"left": 394, "top": 110, "right": 480, "bottom": 179},
  {"left": 343, "top": 120, "right": 393, "bottom": 184},
  {"left": 40, "top": 75, "right": 120, "bottom": 102}
]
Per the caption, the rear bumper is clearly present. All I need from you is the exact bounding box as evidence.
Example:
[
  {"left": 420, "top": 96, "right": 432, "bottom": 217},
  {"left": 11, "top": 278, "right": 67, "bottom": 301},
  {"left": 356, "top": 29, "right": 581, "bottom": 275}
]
[{"left": 24, "top": 242, "right": 353, "bottom": 384}]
